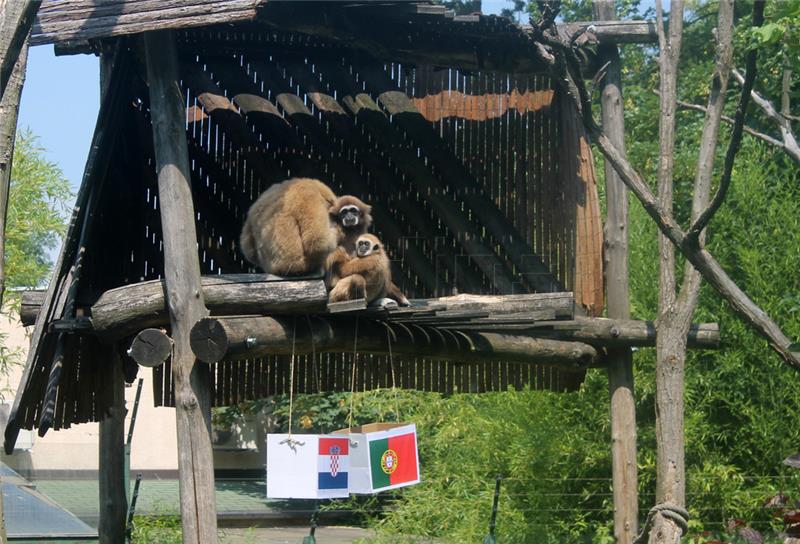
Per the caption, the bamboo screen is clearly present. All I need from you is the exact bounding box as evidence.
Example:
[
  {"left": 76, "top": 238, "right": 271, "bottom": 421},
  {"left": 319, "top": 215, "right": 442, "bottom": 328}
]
[{"left": 35, "top": 40, "right": 603, "bottom": 427}]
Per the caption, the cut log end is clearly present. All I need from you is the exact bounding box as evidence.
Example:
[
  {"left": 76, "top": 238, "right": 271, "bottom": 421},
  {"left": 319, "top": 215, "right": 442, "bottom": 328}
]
[
  {"left": 128, "top": 328, "right": 173, "bottom": 368},
  {"left": 190, "top": 318, "right": 230, "bottom": 364}
]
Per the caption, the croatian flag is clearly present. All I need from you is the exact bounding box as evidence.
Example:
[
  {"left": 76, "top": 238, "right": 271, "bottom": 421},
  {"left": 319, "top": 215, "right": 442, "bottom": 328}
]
[{"left": 318, "top": 437, "right": 349, "bottom": 493}]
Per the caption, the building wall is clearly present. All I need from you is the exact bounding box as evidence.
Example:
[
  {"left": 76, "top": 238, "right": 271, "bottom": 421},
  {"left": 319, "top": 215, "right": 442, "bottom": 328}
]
[{"left": 0, "top": 308, "right": 265, "bottom": 478}]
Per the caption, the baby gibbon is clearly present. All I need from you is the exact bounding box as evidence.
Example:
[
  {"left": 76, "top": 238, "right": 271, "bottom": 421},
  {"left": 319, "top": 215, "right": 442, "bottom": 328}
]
[
  {"left": 240, "top": 178, "right": 339, "bottom": 276},
  {"left": 328, "top": 234, "right": 410, "bottom": 306}
]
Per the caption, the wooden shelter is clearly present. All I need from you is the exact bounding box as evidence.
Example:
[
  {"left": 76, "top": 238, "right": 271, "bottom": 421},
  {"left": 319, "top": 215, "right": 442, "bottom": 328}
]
[{"left": 3, "top": 2, "right": 710, "bottom": 543}]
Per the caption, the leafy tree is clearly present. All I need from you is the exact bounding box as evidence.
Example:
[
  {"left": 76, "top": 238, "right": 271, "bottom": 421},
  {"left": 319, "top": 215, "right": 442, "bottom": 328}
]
[
  {"left": 3, "top": 129, "right": 71, "bottom": 293},
  {"left": 0, "top": 130, "right": 71, "bottom": 400}
]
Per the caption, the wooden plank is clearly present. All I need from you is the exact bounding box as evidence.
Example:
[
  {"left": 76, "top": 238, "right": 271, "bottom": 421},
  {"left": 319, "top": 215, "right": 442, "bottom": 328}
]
[
  {"left": 144, "top": 29, "right": 216, "bottom": 543},
  {"left": 32, "top": 0, "right": 262, "bottom": 45}
]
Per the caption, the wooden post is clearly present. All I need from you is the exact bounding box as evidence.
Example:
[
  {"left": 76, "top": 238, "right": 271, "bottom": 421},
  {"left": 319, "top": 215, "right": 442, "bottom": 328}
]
[
  {"left": 0, "top": 36, "right": 28, "bottom": 306},
  {"left": 593, "top": 1, "right": 638, "bottom": 542},
  {"left": 143, "top": 30, "right": 217, "bottom": 543},
  {"left": 98, "top": 345, "right": 127, "bottom": 544}
]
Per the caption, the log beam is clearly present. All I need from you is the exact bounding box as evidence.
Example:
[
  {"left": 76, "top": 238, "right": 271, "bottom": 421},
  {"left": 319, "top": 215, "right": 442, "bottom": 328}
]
[
  {"left": 144, "top": 29, "right": 216, "bottom": 543},
  {"left": 556, "top": 20, "right": 657, "bottom": 45},
  {"left": 90, "top": 274, "right": 326, "bottom": 338},
  {"left": 128, "top": 328, "right": 172, "bottom": 368},
  {"left": 19, "top": 276, "right": 327, "bottom": 335},
  {"left": 190, "top": 315, "right": 601, "bottom": 369}
]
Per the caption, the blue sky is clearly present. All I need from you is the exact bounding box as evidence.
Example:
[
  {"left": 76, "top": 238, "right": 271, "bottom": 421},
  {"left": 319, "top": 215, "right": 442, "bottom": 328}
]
[{"left": 18, "top": 45, "right": 98, "bottom": 199}]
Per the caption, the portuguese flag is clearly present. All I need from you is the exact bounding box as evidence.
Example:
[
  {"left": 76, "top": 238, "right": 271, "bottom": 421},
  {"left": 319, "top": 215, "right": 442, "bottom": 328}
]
[{"left": 368, "top": 427, "right": 419, "bottom": 491}]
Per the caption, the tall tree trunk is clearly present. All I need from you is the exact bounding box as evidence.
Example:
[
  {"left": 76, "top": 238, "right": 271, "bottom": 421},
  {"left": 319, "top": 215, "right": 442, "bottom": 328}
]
[{"left": 650, "top": 2, "right": 734, "bottom": 542}]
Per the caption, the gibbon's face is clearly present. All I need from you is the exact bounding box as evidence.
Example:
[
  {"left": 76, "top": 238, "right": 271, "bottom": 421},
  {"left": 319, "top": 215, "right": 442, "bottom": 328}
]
[
  {"left": 338, "top": 205, "right": 363, "bottom": 228},
  {"left": 356, "top": 236, "right": 381, "bottom": 258}
]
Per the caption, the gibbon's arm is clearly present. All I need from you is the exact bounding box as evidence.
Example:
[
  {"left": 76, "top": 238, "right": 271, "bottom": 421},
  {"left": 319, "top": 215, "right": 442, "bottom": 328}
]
[
  {"left": 338, "top": 254, "right": 383, "bottom": 278},
  {"left": 325, "top": 247, "right": 350, "bottom": 278}
]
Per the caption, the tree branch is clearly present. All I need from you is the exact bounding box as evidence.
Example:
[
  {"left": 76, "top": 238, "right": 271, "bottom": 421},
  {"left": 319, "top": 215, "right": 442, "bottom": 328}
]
[
  {"left": 673, "top": 97, "right": 798, "bottom": 162},
  {"left": 781, "top": 69, "right": 791, "bottom": 118},
  {"left": 685, "top": 2, "right": 764, "bottom": 243},
  {"left": 547, "top": 6, "right": 800, "bottom": 371},
  {"left": 731, "top": 67, "right": 800, "bottom": 162}
]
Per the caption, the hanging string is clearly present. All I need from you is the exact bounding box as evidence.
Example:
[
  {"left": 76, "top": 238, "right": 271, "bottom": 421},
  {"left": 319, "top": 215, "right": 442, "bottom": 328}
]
[
  {"left": 280, "top": 316, "right": 304, "bottom": 450},
  {"left": 347, "top": 315, "right": 359, "bottom": 430},
  {"left": 288, "top": 315, "right": 297, "bottom": 435},
  {"left": 383, "top": 322, "right": 401, "bottom": 422},
  {"left": 305, "top": 314, "right": 320, "bottom": 393}
]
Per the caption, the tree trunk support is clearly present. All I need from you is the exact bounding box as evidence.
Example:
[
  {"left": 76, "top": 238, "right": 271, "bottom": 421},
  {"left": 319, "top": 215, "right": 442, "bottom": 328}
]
[
  {"left": 593, "top": 2, "right": 638, "bottom": 542},
  {"left": 98, "top": 345, "right": 127, "bottom": 544},
  {"left": 143, "top": 30, "right": 217, "bottom": 544}
]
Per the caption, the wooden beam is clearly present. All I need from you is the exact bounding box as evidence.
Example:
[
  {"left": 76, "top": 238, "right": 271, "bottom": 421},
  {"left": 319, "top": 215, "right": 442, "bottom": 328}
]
[
  {"left": 31, "top": 0, "right": 263, "bottom": 46},
  {"left": 190, "top": 315, "right": 601, "bottom": 369},
  {"left": 128, "top": 328, "right": 172, "bottom": 368},
  {"left": 90, "top": 275, "right": 327, "bottom": 339},
  {"left": 556, "top": 20, "right": 657, "bottom": 45},
  {"left": 442, "top": 319, "right": 719, "bottom": 349},
  {"left": 593, "top": 2, "right": 638, "bottom": 542},
  {"left": 143, "top": 29, "right": 216, "bottom": 543},
  {"left": 98, "top": 345, "right": 127, "bottom": 544}
]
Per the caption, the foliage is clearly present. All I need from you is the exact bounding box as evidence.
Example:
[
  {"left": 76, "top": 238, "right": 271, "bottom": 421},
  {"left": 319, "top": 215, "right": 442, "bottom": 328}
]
[
  {"left": 130, "top": 514, "right": 182, "bottom": 544},
  {"left": 3, "top": 129, "right": 72, "bottom": 293},
  {"left": 0, "top": 130, "right": 71, "bottom": 398}
]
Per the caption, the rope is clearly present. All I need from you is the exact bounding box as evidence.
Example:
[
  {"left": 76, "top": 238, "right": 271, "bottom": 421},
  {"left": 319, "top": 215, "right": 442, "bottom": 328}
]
[
  {"left": 633, "top": 503, "right": 690, "bottom": 544},
  {"left": 382, "top": 322, "right": 401, "bottom": 421},
  {"left": 346, "top": 315, "right": 359, "bottom": 429},
  {"left": 288, "top": 316, "right": 297, "bottom": 435},
  {"left": 279, "top": 317, "right": 304, "bottom": 450},
  {"left": 305, "top": 314, "right": 320, "bottom": 393}
]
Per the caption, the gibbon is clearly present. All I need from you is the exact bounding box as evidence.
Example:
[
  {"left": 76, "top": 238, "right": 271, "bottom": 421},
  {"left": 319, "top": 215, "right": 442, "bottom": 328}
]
[
  {"left": 240, "top": 178, "right": 340, "bottom": 276},
  {"left": 330, "top": 195, "right": 372, "bottom": 255},
  {"left": 328, "top": 234, "right": 410, "bottom": 306}
]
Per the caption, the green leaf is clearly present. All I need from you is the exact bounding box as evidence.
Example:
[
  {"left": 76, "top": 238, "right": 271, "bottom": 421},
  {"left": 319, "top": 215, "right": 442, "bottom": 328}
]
[{"left": 752, "top": 23, "right": 784, "bottom": 44}]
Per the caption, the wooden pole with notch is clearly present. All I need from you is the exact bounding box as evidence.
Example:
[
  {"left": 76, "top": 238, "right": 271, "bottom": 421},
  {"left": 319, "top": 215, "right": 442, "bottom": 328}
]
[
  {"left": 592, "top": 1, "right": 638, "bottom": 542},
  {"left": 143, "top": 30, "right": 217, "bottom": 543}
]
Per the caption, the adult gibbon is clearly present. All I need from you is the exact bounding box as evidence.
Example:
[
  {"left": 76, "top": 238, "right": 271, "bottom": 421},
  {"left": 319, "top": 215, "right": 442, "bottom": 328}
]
[
  {"left": 240, "top": 178, "right": 340, "bottom": 276},
  {"left": 240, "top": 178, "right": 375, "bottom": 277},
  {"left": 328, "top": 234, "right": 410, "bottom": 306},
  {"left": 330, "top": 195, "right": 372, "bottom": 255}
]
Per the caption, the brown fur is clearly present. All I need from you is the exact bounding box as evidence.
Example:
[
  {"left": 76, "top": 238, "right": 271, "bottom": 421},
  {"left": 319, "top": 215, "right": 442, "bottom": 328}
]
[
  {"left": 328, "top": 234, "right": 409, "bottom": 306},
  {"left": 240, "top": 178, "right": 339, "bottom": 276},
  {"left": 325, "top": 195, "right": 372, "bottom": 287}
]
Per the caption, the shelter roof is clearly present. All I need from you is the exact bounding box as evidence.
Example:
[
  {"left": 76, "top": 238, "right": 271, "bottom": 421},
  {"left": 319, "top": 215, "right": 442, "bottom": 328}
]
[{"left": 32, "top": 1, "right": 547, "bottom": 72}]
